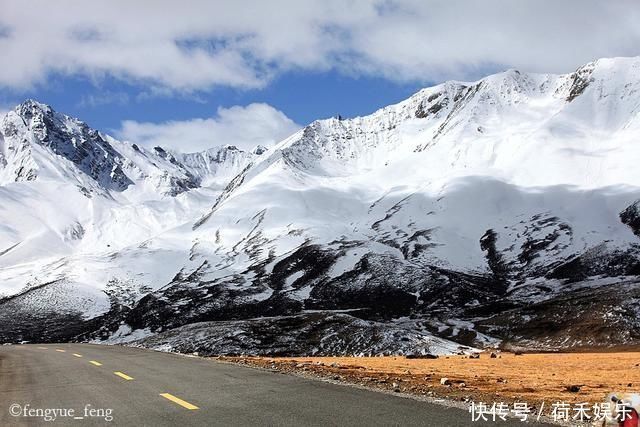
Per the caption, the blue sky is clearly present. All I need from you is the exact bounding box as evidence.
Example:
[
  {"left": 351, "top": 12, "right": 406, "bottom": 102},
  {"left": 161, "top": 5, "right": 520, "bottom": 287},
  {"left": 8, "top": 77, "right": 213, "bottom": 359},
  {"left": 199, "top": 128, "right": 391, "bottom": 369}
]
[
  {"left": 0, "top": 69, "right": 425, "bottom": 134},
  {"left": 1, "top": 1, "right": 639, "bottom": 151}
]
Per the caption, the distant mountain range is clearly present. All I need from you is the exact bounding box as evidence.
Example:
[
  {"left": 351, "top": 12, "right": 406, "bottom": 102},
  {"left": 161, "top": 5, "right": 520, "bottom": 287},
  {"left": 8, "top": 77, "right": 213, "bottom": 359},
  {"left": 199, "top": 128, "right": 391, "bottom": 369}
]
[{"left": 1, "top": 57, "right": 640, "bottom": 355}]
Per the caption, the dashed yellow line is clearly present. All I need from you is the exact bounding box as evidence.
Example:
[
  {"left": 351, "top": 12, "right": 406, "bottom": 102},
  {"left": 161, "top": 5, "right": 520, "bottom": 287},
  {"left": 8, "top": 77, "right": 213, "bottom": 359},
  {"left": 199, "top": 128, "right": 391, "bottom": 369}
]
[
  {"left": 113, "top": 371, "right": 134, "bottom": 381},
  {"left": 45, "top": 348, "right": 200, "bottom": 411},
  {"left": 160, "top": 393, "right": 199, "bottom": 410}
]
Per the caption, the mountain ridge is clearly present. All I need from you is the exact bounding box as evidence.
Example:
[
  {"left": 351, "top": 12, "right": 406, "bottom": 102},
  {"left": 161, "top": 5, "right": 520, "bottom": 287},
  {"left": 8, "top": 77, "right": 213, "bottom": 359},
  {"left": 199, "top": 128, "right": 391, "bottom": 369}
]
[{"left": 1, "top": 56, "right": 640, "bottom": 355}]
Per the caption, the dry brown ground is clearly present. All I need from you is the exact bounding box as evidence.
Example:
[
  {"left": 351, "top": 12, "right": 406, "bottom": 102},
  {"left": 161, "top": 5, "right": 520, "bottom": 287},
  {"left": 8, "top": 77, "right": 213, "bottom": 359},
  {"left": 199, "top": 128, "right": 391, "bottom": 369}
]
[{"left": 222, "top": 352, "right": 640, "bottom": 411}]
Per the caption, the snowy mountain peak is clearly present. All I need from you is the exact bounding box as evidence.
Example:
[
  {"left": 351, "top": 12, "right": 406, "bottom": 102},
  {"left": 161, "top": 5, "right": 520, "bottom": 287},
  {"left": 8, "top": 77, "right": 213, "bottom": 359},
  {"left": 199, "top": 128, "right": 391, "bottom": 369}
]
[
  {"left": 15, "top": 98, "right": 53, "bottom": 118},
  {"left": 168, "top": 144, "right": 260, "bottom": 189},
  {"left": 254, "top": 56, "right": 640, "bottom": 191},
  {"left": 0, "top": 100, "right": 265, "bottom": 197},
  {"left": 1, "top": 99, "right": 134, "bottom": 190}
]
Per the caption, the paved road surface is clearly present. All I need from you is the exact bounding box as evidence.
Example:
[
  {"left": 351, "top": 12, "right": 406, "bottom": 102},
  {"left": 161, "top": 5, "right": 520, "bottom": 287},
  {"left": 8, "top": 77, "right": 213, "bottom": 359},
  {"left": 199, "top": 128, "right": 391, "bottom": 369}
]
[{"left": 1, "top": 344, "right": 551, "bottom": 426}]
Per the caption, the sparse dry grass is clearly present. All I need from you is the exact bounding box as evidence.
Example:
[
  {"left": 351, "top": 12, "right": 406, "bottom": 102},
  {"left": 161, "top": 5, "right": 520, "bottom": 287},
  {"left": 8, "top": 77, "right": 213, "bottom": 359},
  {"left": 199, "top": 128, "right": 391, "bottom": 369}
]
[{"left": 226, "top": 352, "right": 640, "bottom": 409}]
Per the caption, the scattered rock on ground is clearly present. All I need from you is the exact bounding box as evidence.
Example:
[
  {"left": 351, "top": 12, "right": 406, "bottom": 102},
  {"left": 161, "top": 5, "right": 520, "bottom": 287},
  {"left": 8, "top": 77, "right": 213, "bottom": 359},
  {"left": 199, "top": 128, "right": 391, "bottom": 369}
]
[{"left": 405, "top": 353, "right": 439, "bottom": 359}]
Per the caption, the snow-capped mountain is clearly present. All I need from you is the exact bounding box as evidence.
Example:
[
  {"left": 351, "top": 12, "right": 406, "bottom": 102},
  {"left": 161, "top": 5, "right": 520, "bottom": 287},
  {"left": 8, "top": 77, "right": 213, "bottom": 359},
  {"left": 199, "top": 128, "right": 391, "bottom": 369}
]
[
  {"left": 2, "top": 57, "right": 640, "bottom": 355},
  {"left": 0, "top": 100, "right": 260, "bottom": 196},
  {"left": 0, "top": 101, "right": 261, "bottom": 307}
]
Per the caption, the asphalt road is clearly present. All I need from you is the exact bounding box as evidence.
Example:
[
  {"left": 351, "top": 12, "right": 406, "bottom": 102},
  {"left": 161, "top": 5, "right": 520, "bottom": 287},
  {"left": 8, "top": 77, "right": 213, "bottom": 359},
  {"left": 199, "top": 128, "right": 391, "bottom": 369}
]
[{"left": 1, "top": 344, "right": 551, "bottom": 426}]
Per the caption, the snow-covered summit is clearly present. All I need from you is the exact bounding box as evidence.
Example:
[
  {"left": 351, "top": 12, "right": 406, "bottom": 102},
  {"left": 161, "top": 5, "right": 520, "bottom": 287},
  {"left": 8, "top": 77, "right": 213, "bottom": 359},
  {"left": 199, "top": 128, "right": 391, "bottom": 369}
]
[
  {"left": 171, "top": 145, "right": 258, "bottom": 189},
  {"left": 254, "top": 56, "right": 640, "bottom": 190},
  {"left": 1, "top": 99, "right": 132, "bottom": 190},
  {"left": 0, "top": 100, "right": 264, "bottom": 197}
]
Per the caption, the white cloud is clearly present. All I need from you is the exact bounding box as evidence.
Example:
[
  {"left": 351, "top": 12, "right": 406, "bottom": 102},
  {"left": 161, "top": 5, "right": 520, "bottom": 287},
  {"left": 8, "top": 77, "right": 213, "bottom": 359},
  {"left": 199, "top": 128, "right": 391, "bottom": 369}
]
[
  {"left": 118, "top": 103, "right": 300, "bottom": 152},
  {"left": 0, "top": 1, "right": 639, "bottom": 92},
  {"left": 78, "top": 91, "right": 130, "bottom": 107}
]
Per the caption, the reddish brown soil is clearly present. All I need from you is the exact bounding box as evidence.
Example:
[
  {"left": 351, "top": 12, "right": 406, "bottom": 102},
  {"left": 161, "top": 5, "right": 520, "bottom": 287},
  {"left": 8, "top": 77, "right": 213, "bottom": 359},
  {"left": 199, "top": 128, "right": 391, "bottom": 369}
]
[{"left": 222, "top": 352, "right": 640, "bottom": 410}]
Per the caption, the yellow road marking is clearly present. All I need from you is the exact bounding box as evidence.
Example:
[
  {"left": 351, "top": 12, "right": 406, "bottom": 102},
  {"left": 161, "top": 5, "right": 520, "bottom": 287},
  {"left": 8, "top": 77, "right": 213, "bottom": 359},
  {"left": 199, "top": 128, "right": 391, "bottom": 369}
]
[
  {"left": 73, "top": 353, "right": 83, "bottom": 358},
  {"left": 160, "top": 393, "right": 199, "bottom": 410},
  {"left": 113, "top": 371, "right": 134, "bottom": 381},
  {"left": 55, "top": 349, "right": 66, "bottom": 353},
  {"left": 37, "top": 347, "right": 48, "bottom": 350},
  {"left": 89, "top": 361, "right": 102, "bottom": 366}
]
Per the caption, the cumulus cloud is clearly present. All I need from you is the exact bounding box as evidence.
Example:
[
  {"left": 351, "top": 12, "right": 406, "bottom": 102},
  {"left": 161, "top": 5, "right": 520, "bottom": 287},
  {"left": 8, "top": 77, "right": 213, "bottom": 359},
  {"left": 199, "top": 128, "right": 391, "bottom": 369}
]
[
  {"left": 118, "top": 103, "right": 300, "bottom": 152},
  {"left": 0, "top": 1, "right": 639, "bottom": 92}
]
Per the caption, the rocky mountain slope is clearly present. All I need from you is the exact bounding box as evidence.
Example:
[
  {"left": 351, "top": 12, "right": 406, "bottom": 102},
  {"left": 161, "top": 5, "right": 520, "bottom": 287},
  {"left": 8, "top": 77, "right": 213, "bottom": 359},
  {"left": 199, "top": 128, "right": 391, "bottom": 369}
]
[{"left": 1, "top": 57, "right": 640, "bottom": 355}]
